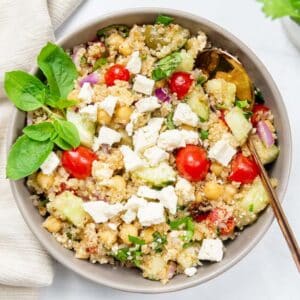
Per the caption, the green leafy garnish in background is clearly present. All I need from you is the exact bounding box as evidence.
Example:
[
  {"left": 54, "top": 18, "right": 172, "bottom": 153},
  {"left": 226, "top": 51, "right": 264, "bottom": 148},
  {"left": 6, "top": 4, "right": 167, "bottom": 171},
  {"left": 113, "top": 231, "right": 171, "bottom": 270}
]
[
  {"left": 155, "top": 14, "right": 174, "bottom": 25},
  {"left": 257, "top": 0, "right": 300, "bottom": 22},
  {"left": 152, "top": 52, "right": 182, "bottom": 81},
  {"left": 5, "top": 42, "right": 79, "bottom": 180}
]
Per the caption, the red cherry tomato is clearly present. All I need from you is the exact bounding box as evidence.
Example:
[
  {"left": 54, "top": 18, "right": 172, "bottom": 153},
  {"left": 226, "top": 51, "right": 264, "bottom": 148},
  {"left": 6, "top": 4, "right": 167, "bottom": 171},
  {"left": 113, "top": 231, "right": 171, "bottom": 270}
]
[
  {"left": 176, "top": 145, "right": 210, "bottom": 181},
  {"left": 105, "top": 64, "right": 130, "bottom": 86},
  {"left": 219, "top": 217, "right": 235, "bottom": 236},
  {"left": 251, "top": 104, "right": 270, "bottom": 127},
  {"left": 62, "top": 146, "right": 97, "bottom": 179},
  {"left": 206, "top": 208, "right": 235, "bottom": 236},
  {"left": 229, "top": 153, "right": 260, "bottom": 184},
  {"left": 169, "top": 72, "right": 193, "bottom": 99}
]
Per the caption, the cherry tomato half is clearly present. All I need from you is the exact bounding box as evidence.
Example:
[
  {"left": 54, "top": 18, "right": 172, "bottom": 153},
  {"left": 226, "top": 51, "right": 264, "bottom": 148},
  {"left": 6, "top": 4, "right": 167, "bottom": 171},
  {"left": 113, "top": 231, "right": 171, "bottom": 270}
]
[
  {"left": 251, "top": 104, "right": 270, "bottom": 127},
  {"left": 62, "top": 146, "right": 97, "bottom": 179},
  {"left": 228, "top": 153, "right": 260, "bottom": 184},
  {"left": 105, "top": 64, "right": 130, "bottom": 86},
  {"left": 169, "top": 72, "right": 193, "bottom": 99},
  {"left": 176, "top": 145, "right": 210, "bottom": 181},
  {"left": 207, "top": 208, "right": 235, "bottom": 236}
]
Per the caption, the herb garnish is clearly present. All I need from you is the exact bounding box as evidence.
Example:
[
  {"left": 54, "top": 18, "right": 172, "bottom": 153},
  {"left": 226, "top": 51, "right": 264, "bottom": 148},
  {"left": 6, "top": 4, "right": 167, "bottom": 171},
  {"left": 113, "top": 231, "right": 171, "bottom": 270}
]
[{"left": 155, "top": 15, "right": 174, "bottom": 25}]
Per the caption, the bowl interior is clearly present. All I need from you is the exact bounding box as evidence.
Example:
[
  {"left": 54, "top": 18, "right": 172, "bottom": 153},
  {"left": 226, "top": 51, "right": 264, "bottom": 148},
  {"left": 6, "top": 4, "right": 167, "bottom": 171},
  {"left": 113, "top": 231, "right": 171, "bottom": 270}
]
[{"left": 9, "top": 8, "right": 292, "bottom": 293}]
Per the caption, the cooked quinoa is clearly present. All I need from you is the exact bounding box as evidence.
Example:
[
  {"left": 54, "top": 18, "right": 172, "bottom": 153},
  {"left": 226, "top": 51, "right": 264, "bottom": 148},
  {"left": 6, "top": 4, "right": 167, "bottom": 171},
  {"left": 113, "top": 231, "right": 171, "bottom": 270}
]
[{"left": 24, "top": 17, "right": 280, "bottom": 284}]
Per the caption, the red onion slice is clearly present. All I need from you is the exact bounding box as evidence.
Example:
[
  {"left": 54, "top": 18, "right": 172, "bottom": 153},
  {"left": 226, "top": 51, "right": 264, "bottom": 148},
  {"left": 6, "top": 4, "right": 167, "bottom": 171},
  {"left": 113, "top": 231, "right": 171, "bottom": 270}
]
[
  {"left": 257, "top": 120, "right": 274, "bottom": 147},
  {"left": 155, "top": 88, "right": 170, "bottom": 102},
  {"left": 79, "top": 72, "right": 99, "bottom": 87}
]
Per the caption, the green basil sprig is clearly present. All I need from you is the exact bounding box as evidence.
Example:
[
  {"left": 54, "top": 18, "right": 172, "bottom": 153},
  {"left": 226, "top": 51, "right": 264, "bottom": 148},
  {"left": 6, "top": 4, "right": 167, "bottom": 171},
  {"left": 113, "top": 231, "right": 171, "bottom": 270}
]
[{"left": 5, "top": 42, "right": 80, "bottom": 180}]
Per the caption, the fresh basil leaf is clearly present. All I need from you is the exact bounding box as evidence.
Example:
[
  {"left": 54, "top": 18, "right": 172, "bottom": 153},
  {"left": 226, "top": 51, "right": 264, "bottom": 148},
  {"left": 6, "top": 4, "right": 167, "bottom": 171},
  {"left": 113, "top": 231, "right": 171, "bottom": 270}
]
[
  {"left": 155, "top": 15, "right": 174, "bottom": 25},
  {"left": 93, "top": 58, "right": 107, "bottom": 71},
  {"left": 53, "top": 136, "right": 73, "bottom": 150},
  {"left": 37, "top": 42, "right": 77, "bottom": 99},
  {"left": 152, "top": 52, "right": 182, "bottom": 81},
  {"left": 46, "top": 98, "right": 78, "bottom": 109},
  {"left": 23, "top": 122, "right": 55, "bottom": 141},
  {"left": 128, "top": 235, "right": 145, "bottom": 245},
  {"left": 258, "top": 0, "right": 300, "bottom": 19},
  {"left": 4, "top": 71, "right": 46, "bottom": 111},
  {"left": 53, "top": 119, "right": 80, "bottom": 148},
  {"left": 6, "top": 135, "right": 53, "bottom": 180}
]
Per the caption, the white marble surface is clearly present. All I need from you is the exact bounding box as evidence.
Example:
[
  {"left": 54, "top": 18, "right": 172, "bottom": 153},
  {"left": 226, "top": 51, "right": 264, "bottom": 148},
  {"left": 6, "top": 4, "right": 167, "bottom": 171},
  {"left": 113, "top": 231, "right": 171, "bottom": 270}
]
[{"left": 40, "top": 0, "right": 300, "bottom": 299}]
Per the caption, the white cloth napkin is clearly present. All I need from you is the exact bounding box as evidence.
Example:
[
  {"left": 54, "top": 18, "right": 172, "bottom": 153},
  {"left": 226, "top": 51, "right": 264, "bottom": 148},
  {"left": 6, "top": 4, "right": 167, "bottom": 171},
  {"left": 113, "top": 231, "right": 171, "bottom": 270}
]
[{"left": 0, "top": 0, "right": 83, "bottom": 299}]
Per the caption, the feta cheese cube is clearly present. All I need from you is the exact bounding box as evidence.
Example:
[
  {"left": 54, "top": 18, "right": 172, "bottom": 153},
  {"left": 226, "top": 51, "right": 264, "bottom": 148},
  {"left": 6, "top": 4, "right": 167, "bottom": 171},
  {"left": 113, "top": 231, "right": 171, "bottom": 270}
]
[
  {"left": 135, "top": 96, "right": 161, "bottom": 113},
  {"left": 137, "top": 186, "right": 160, "bottom": 199},
  {"left": 158, "top": 186, "right": 178, "bottom": 215},
  {"left": 78, "top": 82, "right": 94, "bottom": 103},
  {"left": 173, "top": 103, "right": 199, "bottom": 127},
  {"left": 99, "top": 95, "right": 118, "bottom": 117},
  {"left": 143, "top": 146, "right": 169, "bottom": 166},
  {"left": 108, "top": 223, "right": 118, "bottom": 230},
  {"left": 126, "top": 51, "right": 142, "bottom": 74},
  {"left": 137, "top": 202, "right": 165, "bottom": 226},
  {"left": 133, "top": 118, "right": 163, "bottom": 153},
  {"left": 181, "top": 129, "right": 200, "bottom": 145},
  {"left": 125, "top": 195, "right": 147, "bottom": 210},
  {"left": 79, "top": 104, "right": 98, "bottom": 122},
  {"left": 125, "top": 110, "right": 142, "bottom": 136},
  {"left": 120, "top": 145, "right": 145, "bottom": 172},
  {"left": 40, "top": 152, "right": 60, "bottom": 175},
  {"left": 198, "top": 238, "right": 224, "bottom": 262},
  {"left": 82, "top": 201, "right": 124, "bottom": 223},
  {"left": 175, "top": 176, "right": 195, "bottom": 202},
  {"left": 133, "top": 75, "right": 155, "bottom": 95},
  {"left": 208, "top": 134, "right": 237, "bottom": 166},
  {"left": 98, "top": 126, "right": 121, "bottom": 146},
  {"left": 184, "top": 267, "right": 197, "bottom": 277},
  {"left": 157, "top": 130, "right": 186, "bottom": 151},
  {"left": 122, "top": 209, "right": 137, "bottom": 224}
]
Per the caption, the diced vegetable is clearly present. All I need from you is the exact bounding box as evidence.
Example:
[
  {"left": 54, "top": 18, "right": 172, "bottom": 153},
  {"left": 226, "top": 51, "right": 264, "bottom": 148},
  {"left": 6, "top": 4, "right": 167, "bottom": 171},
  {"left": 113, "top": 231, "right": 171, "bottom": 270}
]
[
  {"left": 256, "top": 120, "right": 274, "bottom": 147},
  {"left": 169, "top": 72, "right": 193, "bottom": 99},
  {"left": 97, "top": 24, "right": 129, "bottom": 38},
  {"left": 66, "top": 110, "right": 96, "bottom": 148},
  {"left": 134, "top": 162, "right": 176, "bottom": 188},
  {"left": 155, "top": 88, "right": 170, "bottom": 102},
  {"left": 79, "top": 73, "right": 99, "bottom": 87},
  {"left": 252, "top": 134, "right": 279, "bottom": 165},
  {"left": 155, "top": 15, "right": 174, "bottom": 25},
  {"left": 186, "top": 86, "right": 209, "bottom": 121},
  {"left": 225, "top": 107, "right": 252, "bottom": 144},
  {"left": 48, "top": 191, "right": 87, "bottom": 227},
  {"left": 176, "top": 51, "right": 194, "bottom": 72}
]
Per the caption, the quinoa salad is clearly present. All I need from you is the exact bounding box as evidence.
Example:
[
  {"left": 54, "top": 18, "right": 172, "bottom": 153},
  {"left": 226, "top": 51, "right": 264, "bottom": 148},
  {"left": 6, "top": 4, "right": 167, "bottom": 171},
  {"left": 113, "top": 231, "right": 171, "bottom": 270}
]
[{"left": 5, "top": 15, "right": 280, "bottom": 283}]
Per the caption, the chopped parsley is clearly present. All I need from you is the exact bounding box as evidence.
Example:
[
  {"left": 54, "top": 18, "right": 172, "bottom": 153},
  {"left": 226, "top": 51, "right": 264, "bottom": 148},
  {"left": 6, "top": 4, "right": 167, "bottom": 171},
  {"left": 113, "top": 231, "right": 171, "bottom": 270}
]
[
  {"left": 249, "top": 203, "right": 254, "bottom": 212},
  {"left": 166, "top": 111, "right": 175, "bottom": 129},
  {"left": 199, "top": 129, "right": 209, "bottom": 140},
  {"left": 152, "top": 232, "right": 167, "bottom": 253},
  {"left": 155, "top": 15, "right": 174, "bottom": 25},
  {"left": 93, "top": 57, "right": 107, "bottom": 70},
  {"left": 128, "top": 235, "right": 145, "bottom": 245},
  {"left": 169, "top": 216, "right": 195, "bottom": 244},
  {"left": 235, "top": 99, "right": 250, "bottom": 109},
  {"left": 197, "top": 75, "right": 207, "bottom": 85}
]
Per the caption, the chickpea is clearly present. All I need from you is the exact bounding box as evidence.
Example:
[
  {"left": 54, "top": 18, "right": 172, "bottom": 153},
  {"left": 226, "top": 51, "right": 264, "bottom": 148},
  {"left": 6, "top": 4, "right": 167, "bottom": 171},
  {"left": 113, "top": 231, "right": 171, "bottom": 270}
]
[
  {"left": 106, "top": 33, "right": 124, "bottom": 49},
  {"left": 114, "top": 106, "right": 133, "bottom": 124},
  {"left": 195, "top": 191, "right": 203, "bottom": 202},
  {"left": 140, "top": 228, "right": 155, "bottom": 243},
  {"left": 204, "top": 181, "right": 224, "bottom": 200},
  {"left": 36, "top": 172, "right": 54, "bottom": 190},
  {"left": 119, "top": 224, "right": 138, "bottom": 245},
  {"left": 118, "top": 41, "right": 133, "bottom": 56},
  {"left": 210, "top": 162, "right": 223, "bottom": 177},
  {"left": 223, "top": 184, "right": 237, "bottom": 204},
  {"left": 109, "top": 175, "right": 126, "bottom": 191},
  {"left": 43, "top": 216, "right": 62, "bottom": 233},
  {"left": 97, "top": 108, "right": 111, "bottom": 125},
  {"left": 98, "top": 228, "right": 117, "bottom": 248}
]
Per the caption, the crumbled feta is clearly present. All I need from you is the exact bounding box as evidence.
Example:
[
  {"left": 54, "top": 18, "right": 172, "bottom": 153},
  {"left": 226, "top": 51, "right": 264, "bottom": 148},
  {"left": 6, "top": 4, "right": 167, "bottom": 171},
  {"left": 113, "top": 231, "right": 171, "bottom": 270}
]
[
  {"left": 98, "top": 126, "right": 121, "bottom": 146},
  {"left": 137, "top": 186, "right": 160, "bottom": 199},
  {"left": 78, "top": 82, "right": 94, "bottom": 103},
  {"left": 99, "top": 95, "right": 118, "bottom": 117},
  {"left": 122, "top": 209, "right": 137, "bottom": 224},
  {"left": 173, "top": 103, "right": 199, "bottom": 127},
  {"left": 92, "top": 161, "right": 113, "bottom": 180},
  {"left": 137, "top": 202, "right": 165, "bottom": 226},
  {"left": 143, "top": 146, "right": 169, "bottom": 166},
  {"left": 125, "top": 110, "right": 141, "bottom": 136},
  {"left": 198, "top": 238, "right": 224, "bottom": 262},
  {"left": 135, "top": 96, "right": 161, "bottom": 113},
  {"left": 126, "top": 51, "right": 142, "bottom": 74},
  {"left": 208, "top": 134, "right": 237, "bottom": 166},
  {"left": 133, "top": 118, "right": 164, "bottom": 153},
  {"left": 181, "top": 130, "right": 200, "bottom": 145},
  {"left": 157, "top": 129, "right": 185, "bottom": 151},
  {"left": 175, "top": 177, "right": 195, "bottom": 202},
  {"left": 40, "top": 152, "right": 60, "bottom": 175},
  {"left": 79, "top": 104, "right": 98, "bottom": 122},
  {"left": 82, "top": 201, "right": 124, "bottom": 223},
  {"left": 107, "top": 223, "right": 118, "bottom": 231},
  {"left": 184, "top": 267, "right": 197, "bottom": 277},
  {"left": 158, "top": 186, "right": 178, "bottom": 215},
  {"left": 133, "top": 75, "right": 155, "bottom": 95},
  {"left": 120, "top": 145, "right": 145, "bottom": 172},
  {"left": 125, "top": 195, "right": 147, "bottom": 210}
]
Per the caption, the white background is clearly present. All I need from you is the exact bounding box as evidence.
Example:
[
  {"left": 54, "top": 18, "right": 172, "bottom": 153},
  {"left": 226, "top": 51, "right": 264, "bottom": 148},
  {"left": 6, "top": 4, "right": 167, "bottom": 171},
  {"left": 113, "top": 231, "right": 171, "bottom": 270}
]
[{"left": 41, "top": 0, "right": 300, "bottom": 299}]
